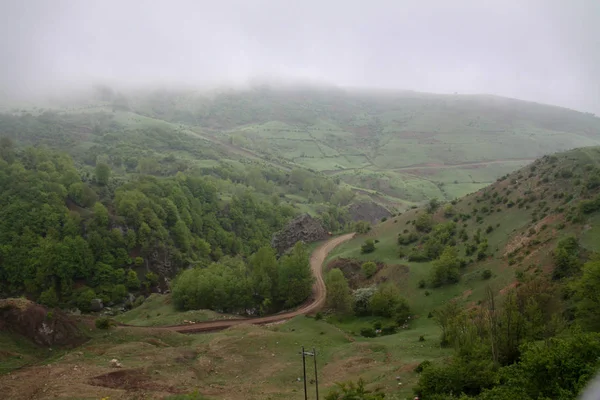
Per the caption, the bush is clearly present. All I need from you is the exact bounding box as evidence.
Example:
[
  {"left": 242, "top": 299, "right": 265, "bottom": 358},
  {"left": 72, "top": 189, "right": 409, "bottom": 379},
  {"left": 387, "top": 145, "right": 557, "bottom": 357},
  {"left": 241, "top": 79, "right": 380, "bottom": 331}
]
[
  {"left": 381, "top": 325, "right": 397, "bottom": 335},
  {"left": 419, "top": 335, "right": 425, "bottom": 342},
  {"left": 360, "top": 328, "right": 376, "bottom": 338},
  {"left": 415, "top": 360, "right": 432, "bottom": 373},
  {"left": 361, "top": 261, "right": 378, "bottom": 278},
  {"left": 315, "top": 312, "right": 323, "bottom": 321},
  {"left": 418, "top": 279, "right": 426, "bottom": 289},
  {"left": 361, "top": 239, "right": 376, "bottom": 254},
  {"left": 482, "top": 269, "right": 492, "bottom": 280},
  {"left": 95, "top": 317, "right": 113, "bottom": 330},
  {"left": 415, "top": 213, "right": 434, "bottom": 232}
]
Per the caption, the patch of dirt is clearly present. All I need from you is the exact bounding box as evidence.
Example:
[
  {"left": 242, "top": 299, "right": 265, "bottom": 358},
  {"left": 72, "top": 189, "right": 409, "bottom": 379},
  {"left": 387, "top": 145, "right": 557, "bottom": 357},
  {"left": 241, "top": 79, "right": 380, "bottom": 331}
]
[
  {"left": 88, "top": 368, "right": 183, "bottom": 393},
  {"left": 499, "top": 281, "right": 519, "bottom": 295},
  {"left": 0, "top": 298, "right": 87, "bottom": 347},
  {"left": 397, "top": 362, "right": 420, "bottom": 373}
]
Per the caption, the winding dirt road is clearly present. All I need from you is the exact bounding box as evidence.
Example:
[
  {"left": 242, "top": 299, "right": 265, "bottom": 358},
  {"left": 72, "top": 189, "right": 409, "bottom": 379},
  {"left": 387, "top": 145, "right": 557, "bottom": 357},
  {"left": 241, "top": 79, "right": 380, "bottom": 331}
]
[{"left": 156, "top": 233, "right": 355, "bottom": 333}]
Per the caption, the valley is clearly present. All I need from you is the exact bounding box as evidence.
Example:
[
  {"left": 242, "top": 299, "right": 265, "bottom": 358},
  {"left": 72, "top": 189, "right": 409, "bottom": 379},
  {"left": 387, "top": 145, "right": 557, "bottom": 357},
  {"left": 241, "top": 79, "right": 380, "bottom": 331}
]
[{"left": 2, "top": 87, "right": 600, "bottom": 400}]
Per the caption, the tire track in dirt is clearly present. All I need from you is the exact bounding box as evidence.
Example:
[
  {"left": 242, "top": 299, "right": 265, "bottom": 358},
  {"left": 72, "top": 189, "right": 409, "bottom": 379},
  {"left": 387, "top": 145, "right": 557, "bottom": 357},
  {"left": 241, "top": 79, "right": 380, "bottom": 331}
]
[{"left": 130, "top": 233, "right": 355, "bottom": 334}]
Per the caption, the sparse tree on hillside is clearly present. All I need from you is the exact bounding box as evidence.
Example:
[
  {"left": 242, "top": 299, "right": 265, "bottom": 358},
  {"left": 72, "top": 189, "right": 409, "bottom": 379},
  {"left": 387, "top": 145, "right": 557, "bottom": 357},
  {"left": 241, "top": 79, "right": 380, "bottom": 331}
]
[
  {"left": 415, "top": 213, "right": 434, "bottom": 232},
  {"left": 427, "top": 198, "right": 440, "bottom": 214},
  {"left": 369, "top": 283, "right": 410, "bottom": 322},
  {"left": 361, "top": 239, "right": 376, "bottom": 254}
]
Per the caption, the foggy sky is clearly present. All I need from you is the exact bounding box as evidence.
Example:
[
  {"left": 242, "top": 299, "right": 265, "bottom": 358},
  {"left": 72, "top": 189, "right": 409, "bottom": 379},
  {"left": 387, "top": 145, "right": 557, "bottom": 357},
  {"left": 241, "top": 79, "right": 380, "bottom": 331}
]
[{"left": 1, "top": 0, "right": 599, "bottom": 113}]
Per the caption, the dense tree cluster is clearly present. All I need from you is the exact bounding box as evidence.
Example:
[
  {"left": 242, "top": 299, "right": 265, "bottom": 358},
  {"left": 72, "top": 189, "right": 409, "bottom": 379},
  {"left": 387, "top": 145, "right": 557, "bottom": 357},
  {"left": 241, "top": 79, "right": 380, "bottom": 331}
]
[
  {"left": 172, "top": 242, "right": 313, "bottom": 313},
  {"left": 0, "top": 145, "right": 297, "bottom": 309}
]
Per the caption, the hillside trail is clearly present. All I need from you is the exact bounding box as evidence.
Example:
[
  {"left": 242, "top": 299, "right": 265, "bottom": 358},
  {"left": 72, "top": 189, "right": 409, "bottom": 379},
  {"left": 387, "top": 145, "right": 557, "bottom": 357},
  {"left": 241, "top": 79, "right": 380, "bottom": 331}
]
[{"left": 140, "top": 233, "right": 355, "bottom": 334}]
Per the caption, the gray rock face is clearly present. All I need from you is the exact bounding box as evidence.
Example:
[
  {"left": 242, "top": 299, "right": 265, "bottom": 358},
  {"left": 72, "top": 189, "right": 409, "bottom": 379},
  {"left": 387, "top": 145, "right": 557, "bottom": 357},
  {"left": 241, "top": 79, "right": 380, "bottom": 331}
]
[
  {"left": 271, "top": 213, "right": 329, "bottom": 254},
  {"left": 90, "top": 298, "right": 104, "bottom": 312},
  {"left": 348, "top": 201, "right": 391, "bottom": 224}
]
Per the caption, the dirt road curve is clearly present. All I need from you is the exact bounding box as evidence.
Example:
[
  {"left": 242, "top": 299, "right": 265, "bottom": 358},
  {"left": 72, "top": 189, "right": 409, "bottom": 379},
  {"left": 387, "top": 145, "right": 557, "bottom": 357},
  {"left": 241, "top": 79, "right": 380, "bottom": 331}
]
[{"left": 156, "top": 233, "right": 355, "bottom": 333}]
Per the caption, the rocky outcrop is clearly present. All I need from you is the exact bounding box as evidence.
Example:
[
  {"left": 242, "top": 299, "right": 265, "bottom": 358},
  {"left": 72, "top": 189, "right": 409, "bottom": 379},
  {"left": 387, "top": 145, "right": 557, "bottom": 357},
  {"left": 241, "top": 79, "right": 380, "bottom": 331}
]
[
  {"left": 271, "top": 213, "right": 329, "bottom": 254},
  {"left": 348, "top": 201, "right": 391, "bottom": 224},
  {"left": 0, "top": 298, "right": 87, "bottom": 347}
]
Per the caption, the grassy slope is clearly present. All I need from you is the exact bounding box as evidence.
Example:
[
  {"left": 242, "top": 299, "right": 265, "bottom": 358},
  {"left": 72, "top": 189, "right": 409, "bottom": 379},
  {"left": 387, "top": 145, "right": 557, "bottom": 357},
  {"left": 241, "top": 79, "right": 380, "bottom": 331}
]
[
  {"left": 328, "top": 146, "right": 600, "bottom": 324},
  {"left": 4, "top": 147, "right": 600, "bottom": 399},
  {"left": 124, "top": 88, "right": 600, "bottom": 204},
  {"left": 0, "top": 318, "right": 450, "bottom": 400},
  {"left": 114, "top": 294, "right": 240, "bottom": 327}
]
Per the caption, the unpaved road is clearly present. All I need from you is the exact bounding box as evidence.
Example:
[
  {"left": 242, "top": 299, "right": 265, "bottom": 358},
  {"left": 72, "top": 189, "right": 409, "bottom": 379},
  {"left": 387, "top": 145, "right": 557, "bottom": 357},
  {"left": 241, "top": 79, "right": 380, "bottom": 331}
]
[{"left": 154, "top": 233, "right": 355, "bottom": 333}]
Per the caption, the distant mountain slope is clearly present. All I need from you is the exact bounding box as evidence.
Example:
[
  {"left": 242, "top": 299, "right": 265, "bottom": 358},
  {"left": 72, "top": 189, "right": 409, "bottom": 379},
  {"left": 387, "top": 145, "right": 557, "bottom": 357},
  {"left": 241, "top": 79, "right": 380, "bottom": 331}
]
[{"left": 123, "top": 87, "right": 600, "bottom": 203}]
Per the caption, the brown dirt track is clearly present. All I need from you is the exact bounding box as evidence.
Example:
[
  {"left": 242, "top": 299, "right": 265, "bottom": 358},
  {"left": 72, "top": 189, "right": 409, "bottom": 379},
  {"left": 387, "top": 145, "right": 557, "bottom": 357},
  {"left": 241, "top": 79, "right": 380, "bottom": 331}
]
[{"left": 148, "top": 233, "right": 355, "bottom": 334}]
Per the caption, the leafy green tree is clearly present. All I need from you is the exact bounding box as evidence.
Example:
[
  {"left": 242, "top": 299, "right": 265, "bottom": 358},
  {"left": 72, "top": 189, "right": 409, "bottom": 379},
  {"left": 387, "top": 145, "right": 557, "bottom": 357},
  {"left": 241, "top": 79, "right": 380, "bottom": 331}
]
[
  {"left": 326, "top": 268, "right": 353, "bottom": 314},
  {"left": 353, "top": 286, "right": 376, "bottom": 316},
  {"left": 433, "top": 300, "right": 462, "bottom": 346},
  {"left": 427, "top": 198, "right": 440, "bottom": 214},
  {"left": 95, "top": 162, "right": 111, "bottom": 185},
  {"left": 361, "top": 261, "right": 377, "bottom": 278},
  {"left": 0, "top": 137, "right": 15, "bottom": 163},
  {"left": 39, "top": 286, "right": 59, "bottom": 307},
  {"left": 553, "top": 235, "right": 581, "bottom": 279},
  {"left": 573, "top": 260, "right": 600, "bottom": 330},
  {"left": 248, "top": 246, "right": 278, "bottom": 308},
  {"left": 369, "top": 283, "right": 410, "bottom": 322},
  {"left": 430, "top": 246, "right": 461, "bottom": 287},
  {"left": 125, "top": 269, "right": 141, "bottom": 290},
  {"left": 415, "top": 213, "right": 434, "bottom": 232},
  {"left": 68, "top": 182, "right": 97, "bottom": 207},
  {"left": 93, "top": 202, "right": 109, "bottom": 227},
  {"left": 277, "top": 242, "right": 314, "bottom": 308},
  {"left": 354, "top": 220, "right": 371, "bottom": 234}
]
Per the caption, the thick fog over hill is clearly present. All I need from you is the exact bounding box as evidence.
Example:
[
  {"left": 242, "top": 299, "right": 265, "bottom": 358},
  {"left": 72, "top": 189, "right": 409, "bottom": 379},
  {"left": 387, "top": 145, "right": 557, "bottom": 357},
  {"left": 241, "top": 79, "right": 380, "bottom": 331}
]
[{"left": 0, "top": 0, "right": 599, "bottom": 113}]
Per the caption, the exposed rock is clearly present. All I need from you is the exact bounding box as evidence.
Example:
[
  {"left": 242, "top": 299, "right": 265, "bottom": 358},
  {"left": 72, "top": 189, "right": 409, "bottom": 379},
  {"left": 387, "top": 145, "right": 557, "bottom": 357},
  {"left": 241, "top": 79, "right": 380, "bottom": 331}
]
[
  {"left": 90, "top": 298, "right": 103, "bottom": 312},
  {"left": 271, "top": 213, "right": 329, "bottom": 254},
  {"left": 0, "top": 298, "right": 87, "bottom": 347},
  {"left": 348, "top": 201, "right": 391, "bottom": 224}
]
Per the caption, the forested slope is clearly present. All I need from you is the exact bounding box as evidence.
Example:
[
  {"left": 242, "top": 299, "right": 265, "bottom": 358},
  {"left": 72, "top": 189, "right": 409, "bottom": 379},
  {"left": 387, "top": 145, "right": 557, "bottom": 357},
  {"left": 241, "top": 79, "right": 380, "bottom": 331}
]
[{"left": 0, "top": 142, "right": 315, "bottom": 311}]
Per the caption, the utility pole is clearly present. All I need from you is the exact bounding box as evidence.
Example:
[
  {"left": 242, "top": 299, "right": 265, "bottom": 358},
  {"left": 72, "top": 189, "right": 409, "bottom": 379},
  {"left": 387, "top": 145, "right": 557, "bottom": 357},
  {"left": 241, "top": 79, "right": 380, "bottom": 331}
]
[
  {"left": 313, "top": 347, "right": 319, "bottom": 400},
  {"left": 302, "top": 346, "right": 308, "bottom": 400},
  {"left": 300, "top": 347, "right": 320, "bottom": 400}
]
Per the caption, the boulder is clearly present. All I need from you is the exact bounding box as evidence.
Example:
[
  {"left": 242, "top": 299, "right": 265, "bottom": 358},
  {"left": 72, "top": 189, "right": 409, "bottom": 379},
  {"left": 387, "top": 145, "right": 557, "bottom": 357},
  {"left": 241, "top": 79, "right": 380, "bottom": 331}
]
[
  {"left": 90, "top": 298, "right": 104, "bottom": 312},
  {"left": 271, "top": 213, "right": 329, "bottom": 254}
]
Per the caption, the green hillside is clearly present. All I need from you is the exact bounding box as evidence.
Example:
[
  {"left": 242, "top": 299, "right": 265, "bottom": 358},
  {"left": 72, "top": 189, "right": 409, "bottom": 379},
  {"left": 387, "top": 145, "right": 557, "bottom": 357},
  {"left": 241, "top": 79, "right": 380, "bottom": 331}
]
[
  {"left": 4, "top": 147, "right": 600, "bottom": 399},
  {"left": 121, "top": 87, "right": 600, "bottom": 204},
  {"left": 8, "top": 86, "right": 600, "bottom": 206},
  {"left": 4, "top": 88, "right": 600, "bottom": 399}
]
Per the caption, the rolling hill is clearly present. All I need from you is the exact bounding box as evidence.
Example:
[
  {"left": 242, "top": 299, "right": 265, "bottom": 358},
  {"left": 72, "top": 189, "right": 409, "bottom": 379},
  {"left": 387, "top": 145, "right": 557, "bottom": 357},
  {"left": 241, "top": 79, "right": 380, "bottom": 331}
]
[
  {"left": 3, "top": 146, "right": 600, "bottom": 399},
  {"left": 121, "top": 86, "right": 600, "bottom": 204}
]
